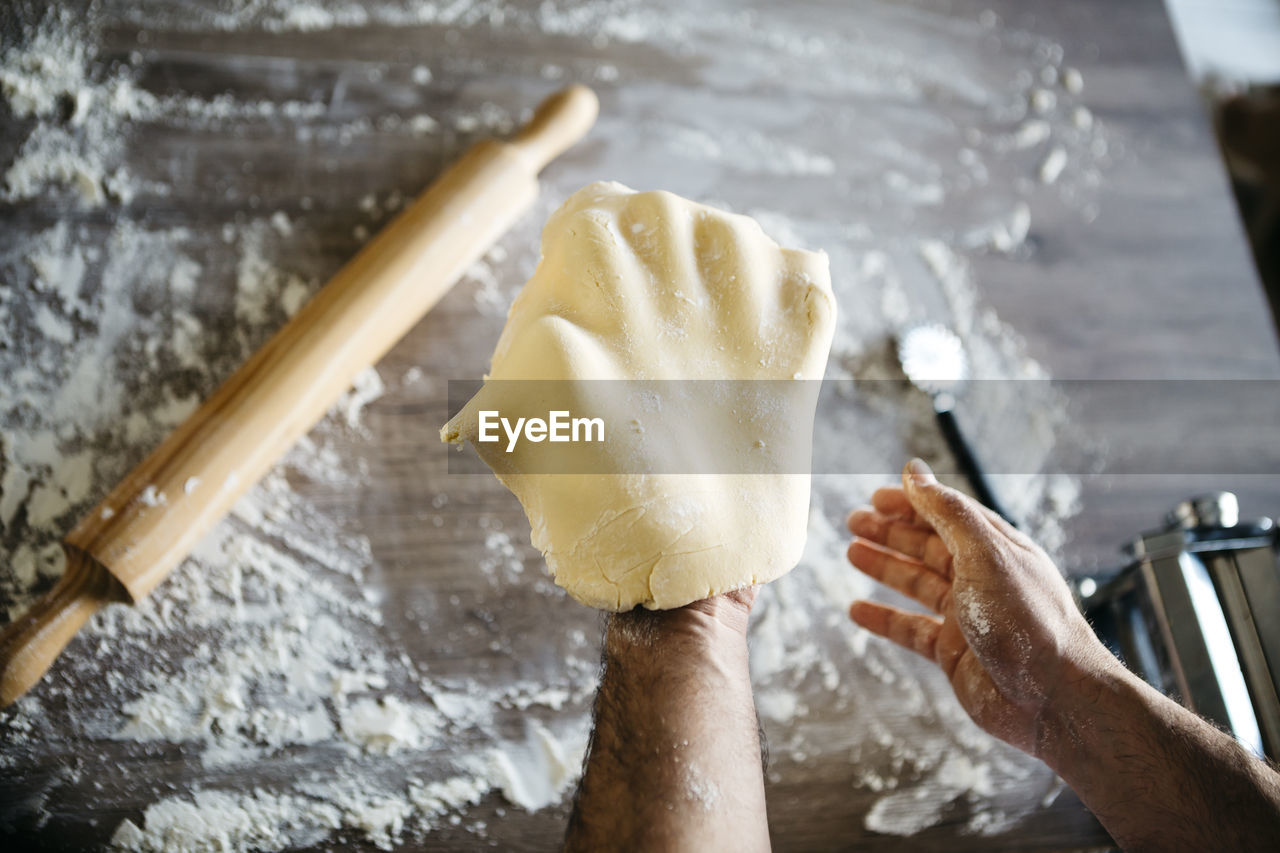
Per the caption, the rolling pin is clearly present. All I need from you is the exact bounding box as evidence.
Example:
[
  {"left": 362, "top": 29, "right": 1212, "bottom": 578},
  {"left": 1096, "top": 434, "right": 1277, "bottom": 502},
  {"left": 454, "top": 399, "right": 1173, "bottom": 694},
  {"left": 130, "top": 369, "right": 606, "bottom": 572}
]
[{"left": 0, "top": 84, "right": 600, "bottom": 708}]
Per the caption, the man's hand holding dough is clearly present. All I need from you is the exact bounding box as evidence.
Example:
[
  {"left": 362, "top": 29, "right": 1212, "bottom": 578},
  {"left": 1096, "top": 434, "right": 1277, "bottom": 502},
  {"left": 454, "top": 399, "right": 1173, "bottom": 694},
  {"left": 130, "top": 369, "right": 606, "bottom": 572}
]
[{"left": 445, "top": 184, "right": 834, "bottom": 849}]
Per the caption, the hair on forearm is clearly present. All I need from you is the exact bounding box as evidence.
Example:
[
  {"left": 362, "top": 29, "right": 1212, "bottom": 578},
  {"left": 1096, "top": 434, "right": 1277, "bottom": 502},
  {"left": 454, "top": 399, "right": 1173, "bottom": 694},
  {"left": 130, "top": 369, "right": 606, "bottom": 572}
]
[
  {"left": 1160, "top": 708, "right": 1280, "bottom": 850},
  {"left": 564, "top": 614, "right": 613, "bottom": 845},
  {"left": 565, "top": 607, "right": 771, "bottom": 850},
  {"left": 757, "top": 714, "right": 769, "bottom": 773},
  {"left": 564, "top": 715, "right": 600, "bottom": 845},
  {"left": 1059, "top": 677, "right": 1280, "bottom": 852}
]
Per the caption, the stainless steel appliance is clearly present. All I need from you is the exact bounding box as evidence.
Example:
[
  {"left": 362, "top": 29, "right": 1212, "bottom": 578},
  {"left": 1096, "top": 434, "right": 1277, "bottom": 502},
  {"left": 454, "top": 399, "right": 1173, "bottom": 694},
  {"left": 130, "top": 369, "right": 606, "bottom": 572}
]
[{"left": 1076, "top": 493, "right": 1280, "bottom": 759}]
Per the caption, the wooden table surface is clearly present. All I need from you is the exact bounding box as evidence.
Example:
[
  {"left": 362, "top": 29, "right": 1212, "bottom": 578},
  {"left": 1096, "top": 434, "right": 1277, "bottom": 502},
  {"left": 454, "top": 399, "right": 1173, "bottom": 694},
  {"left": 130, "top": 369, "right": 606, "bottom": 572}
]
[{"left": 3, "top": 0, "right": 1279, "bottom": 850}]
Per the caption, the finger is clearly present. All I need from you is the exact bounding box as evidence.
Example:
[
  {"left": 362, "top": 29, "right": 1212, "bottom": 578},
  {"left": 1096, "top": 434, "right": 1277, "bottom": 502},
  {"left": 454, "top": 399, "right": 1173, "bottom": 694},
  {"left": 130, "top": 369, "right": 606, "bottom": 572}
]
[
  {"left": 847, "top": 510, "right": 954, "bottom": 577},
  {"left": 847, "top": 508, "right": 926, "bottom": 553},
  {"left": 884, "top": 518, "right": 931, "bottom": 559},
  {"left": 871, "top": 486, "right": 921, "bottom": 525},
  {"left": 846, "top": 507, "right": 883, "bottom": 538},
  {"left": 900, "top": 459, "right": 997, "bottom": 556},
  {"left": 885, "top": 523, "right": 950, "bottom": 573},
  {"left": 849, "top": 600, "right": 942, "bottom": 661},
  {"left": 847, "top": 539, "right": 951, "bottom": 613}
]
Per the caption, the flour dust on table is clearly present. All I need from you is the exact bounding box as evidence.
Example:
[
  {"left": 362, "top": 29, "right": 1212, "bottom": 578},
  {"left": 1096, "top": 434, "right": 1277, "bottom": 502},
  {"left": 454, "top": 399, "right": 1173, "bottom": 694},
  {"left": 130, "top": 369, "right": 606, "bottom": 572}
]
[{"left": 1, "top": 0, "right": 1109, "bottom": 847}]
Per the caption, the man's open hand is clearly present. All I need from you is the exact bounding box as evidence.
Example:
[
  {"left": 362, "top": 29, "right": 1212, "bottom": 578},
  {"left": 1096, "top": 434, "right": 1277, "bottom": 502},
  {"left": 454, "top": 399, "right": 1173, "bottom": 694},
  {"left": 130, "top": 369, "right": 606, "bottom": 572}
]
[{"left": 845, "top": 459, "right": 1113, "bottom": 755}]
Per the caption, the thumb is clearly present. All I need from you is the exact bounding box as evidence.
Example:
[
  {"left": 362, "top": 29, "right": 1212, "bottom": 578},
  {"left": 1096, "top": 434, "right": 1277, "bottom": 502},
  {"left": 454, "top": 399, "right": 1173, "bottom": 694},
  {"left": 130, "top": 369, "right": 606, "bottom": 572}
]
[{"left": 901, "top": 458, "right": 995, "bottom": 556}]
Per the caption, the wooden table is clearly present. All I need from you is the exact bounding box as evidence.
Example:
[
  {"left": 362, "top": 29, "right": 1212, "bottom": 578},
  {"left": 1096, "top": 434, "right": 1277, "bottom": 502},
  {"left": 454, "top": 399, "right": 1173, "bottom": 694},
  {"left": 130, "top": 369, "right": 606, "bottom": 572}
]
[{"left": 3, "top": 0, "right": 1278, "bottom": 850}]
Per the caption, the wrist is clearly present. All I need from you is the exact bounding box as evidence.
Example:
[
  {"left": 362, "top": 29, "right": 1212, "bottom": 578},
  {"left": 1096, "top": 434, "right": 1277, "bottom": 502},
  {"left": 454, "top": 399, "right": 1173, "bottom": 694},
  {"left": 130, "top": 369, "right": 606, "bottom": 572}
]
[
  {"left": 605, "top": 589, "right": 755, "bottom": 660},
  {"left": 1032, "top": 635, "right": 1134, "bottom": 766}
]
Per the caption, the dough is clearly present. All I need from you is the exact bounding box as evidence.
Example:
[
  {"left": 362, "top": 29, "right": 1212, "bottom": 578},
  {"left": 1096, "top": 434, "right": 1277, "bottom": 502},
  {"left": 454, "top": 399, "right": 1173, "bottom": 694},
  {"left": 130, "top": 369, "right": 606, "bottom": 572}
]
[{"left": 442, "top": 182, "right": 836, "bottom": 610}]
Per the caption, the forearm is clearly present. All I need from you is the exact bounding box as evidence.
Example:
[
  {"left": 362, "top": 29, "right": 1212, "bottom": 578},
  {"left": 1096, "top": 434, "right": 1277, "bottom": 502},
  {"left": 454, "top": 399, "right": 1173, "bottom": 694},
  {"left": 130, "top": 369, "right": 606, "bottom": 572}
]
[
  {"left": 565, "top": 606, "right": 769, "bottom": 852},
  {"left": 1038, "top": 656, "right": 1280, "bottom": 851}
]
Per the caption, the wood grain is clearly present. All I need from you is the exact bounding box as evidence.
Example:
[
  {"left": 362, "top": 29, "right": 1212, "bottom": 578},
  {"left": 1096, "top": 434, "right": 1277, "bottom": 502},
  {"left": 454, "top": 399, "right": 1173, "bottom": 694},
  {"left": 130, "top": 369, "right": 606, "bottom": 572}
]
[
  {"left": 0, "top": 550, "right": 125, "bottom": 707},
  {"left": 1, "top": 0, "right": 1277, "bottom": 850}
]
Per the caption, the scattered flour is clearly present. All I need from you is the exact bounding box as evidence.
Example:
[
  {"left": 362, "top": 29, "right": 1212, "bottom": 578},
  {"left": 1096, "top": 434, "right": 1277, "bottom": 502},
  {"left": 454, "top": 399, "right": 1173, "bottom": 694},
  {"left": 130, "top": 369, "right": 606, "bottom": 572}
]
[
  {"left": 340, "top": 696, "right": 439, "bottom": 754},
  {"left": 1039, "top": 146, "right": 1069, "bottom": 185},
  {"left": 967, "top": 598, "right": 993, "bottom": 637},
  {"left": 111, "top": 789, "right": 343, "bottom": 853},
  {"left": 681, "top": 761, "right": 722, "bottom": 812},
  {"left": 137, "top": 485, "right": 166, "bottom": 507},
  {"left": 339, "top": 367, "right": 388, "bottom": 431},
  {"left": 0, "top": 14, "right": 155, "bottom": 206},
  {"left": 0, "top": 0, "right": 1106, "bottom": 847},
  {"left": 487, "top": 720, "right": 589, "bottom": 812}
]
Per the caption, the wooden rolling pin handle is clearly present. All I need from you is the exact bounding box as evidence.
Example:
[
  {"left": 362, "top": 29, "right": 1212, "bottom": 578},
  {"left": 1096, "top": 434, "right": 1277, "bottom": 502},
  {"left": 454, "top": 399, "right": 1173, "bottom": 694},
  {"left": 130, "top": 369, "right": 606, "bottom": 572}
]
[
  {"left": 508, "top": 84, "right": 600, "bottom": 173},
  {"left": 0, "top": 549, "right": 125, "bottom": 707}
]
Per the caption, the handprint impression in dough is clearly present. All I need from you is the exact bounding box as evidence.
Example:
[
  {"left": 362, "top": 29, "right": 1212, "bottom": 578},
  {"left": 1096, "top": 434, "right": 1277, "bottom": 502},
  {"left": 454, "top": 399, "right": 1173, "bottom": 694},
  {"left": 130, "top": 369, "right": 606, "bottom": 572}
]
[{"left": 443, "top": 182, "right": 836, "bottom": 610}]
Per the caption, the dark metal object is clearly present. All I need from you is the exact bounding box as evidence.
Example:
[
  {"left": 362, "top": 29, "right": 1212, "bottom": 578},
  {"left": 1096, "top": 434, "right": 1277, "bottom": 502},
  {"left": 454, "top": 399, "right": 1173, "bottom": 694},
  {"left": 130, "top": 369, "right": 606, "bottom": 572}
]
[
  {"left": 932, "top": 394, "right": 1016, "bottom": 527},
  {"left": 1076, "top": 493, "right": 1280, "bottom": 759},
  {"left": 897, "top": 324, "right": 1017, "bottom": 527}
]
